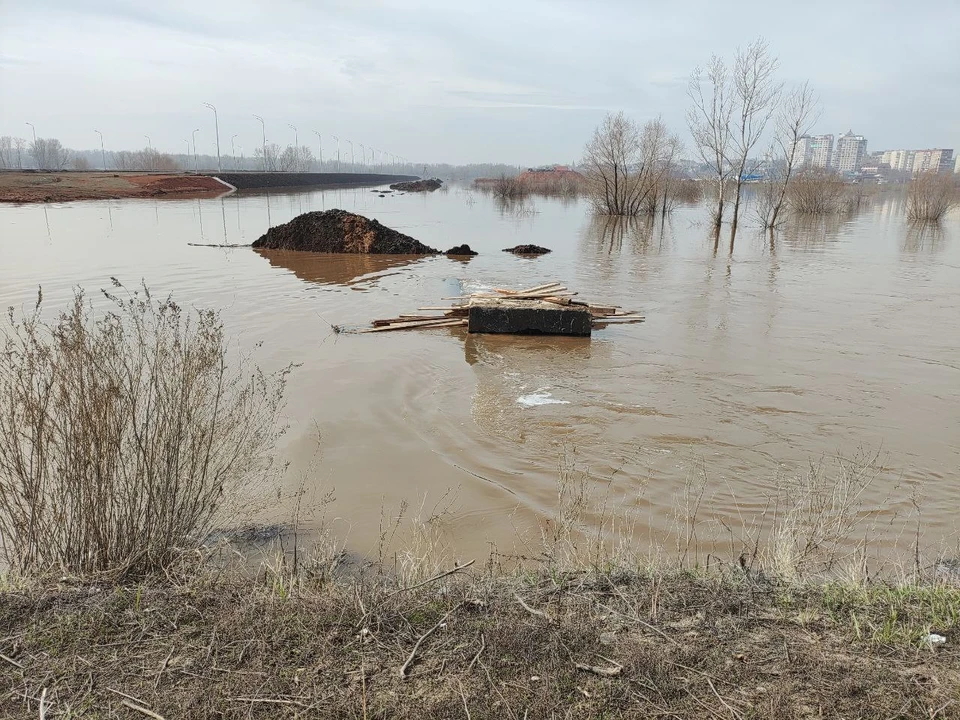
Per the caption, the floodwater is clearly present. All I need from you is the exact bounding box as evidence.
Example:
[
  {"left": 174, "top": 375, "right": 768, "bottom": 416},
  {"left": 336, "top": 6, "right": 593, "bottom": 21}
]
[{"left": 1, "top": 187, "right": 958, "bottom": 561}]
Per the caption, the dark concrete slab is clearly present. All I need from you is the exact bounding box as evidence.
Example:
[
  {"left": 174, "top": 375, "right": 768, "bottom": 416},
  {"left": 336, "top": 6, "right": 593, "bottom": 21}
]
[{"left": 467, "top": 298, "right": 591, "bottom": 336}]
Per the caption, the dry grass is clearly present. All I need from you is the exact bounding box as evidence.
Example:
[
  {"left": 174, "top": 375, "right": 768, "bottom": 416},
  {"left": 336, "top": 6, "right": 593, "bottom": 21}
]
[
  {"left": 908, "top": 173, "right": 959, "bottom": 223},
  {"left": 0, "top": 282, "right": 287, "bottom": 577},
  {"left": 1, "top": 563, "right": 957, "bottom": 719}
]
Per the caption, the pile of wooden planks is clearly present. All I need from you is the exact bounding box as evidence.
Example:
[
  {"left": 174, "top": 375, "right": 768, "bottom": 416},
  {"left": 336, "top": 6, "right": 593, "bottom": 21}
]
[{"left": 356, "top": 281, "right": 643, "bottom": 333}]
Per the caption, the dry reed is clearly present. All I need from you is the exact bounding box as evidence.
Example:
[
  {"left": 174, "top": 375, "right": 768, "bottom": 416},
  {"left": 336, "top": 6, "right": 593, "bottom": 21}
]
[
  {"left": 0, "top": 281, "right": 287, "bottom": 577},
  {"left": 907, "top": 172, "right": 959, "bottom": 222}
]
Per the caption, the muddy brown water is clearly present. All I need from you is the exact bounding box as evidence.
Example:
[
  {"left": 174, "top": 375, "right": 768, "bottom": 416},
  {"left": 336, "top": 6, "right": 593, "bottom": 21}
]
[{"left": 1, "top": 188, "right": 957, "bottom": 562}]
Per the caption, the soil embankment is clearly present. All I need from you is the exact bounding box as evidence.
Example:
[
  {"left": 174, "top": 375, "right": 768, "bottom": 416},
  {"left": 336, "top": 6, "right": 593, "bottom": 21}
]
[
  {"left": 0, "top": 172, "right": 228, "bottom": 203},
  {"left": 252, "top": 209, "right": 439, "bottom": 253},
  {"left": 389, "top": 178, "right": 443, "bottom": 192},
  {"left": 214, "top": 172, "right": 416, "bottom": 191}
]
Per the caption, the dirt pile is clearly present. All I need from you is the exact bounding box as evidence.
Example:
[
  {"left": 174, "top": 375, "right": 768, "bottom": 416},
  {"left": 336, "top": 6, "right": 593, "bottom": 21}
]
[
  {"left": 503, "top": 244, "right": 552, "bottom": 255},
  {"left": 389, "top": 178, "right": 443, "bottom": 192},
  {"left": 251, "top": 209, "right": 439, "bottom": 253},
  {"left": 445, "top": 244, "right": 478, "bottom": 256}
]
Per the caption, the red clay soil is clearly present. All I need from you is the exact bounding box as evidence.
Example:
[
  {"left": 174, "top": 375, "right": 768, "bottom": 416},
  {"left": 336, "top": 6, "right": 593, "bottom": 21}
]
[{"left": 0, "top": 172, "right": 228, "bottom": 203}]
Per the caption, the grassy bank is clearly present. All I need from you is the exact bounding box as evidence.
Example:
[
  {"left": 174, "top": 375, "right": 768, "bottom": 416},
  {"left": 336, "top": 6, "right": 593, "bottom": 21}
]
[
  {"left": 2, "top": 566, "right": 958, "bottom": 718},
  {"left": 2, "top": 287, "right": 958, "bottom": 718}
]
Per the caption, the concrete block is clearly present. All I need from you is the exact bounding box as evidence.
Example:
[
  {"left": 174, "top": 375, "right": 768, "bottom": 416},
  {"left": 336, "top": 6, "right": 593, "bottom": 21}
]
[{"left": 467, "top": 298, "right": 591, "bottom": 336}]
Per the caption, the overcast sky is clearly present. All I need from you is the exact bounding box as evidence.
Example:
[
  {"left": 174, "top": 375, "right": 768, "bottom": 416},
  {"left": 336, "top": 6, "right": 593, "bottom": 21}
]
[{"left": 1, "top": 0, "right": 958, "bottom": 165}]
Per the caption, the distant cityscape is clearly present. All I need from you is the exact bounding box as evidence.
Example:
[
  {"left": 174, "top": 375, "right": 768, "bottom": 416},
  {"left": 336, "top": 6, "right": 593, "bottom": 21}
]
[{"left": 790, "top": 131, "right": 956, "bottom": 178}]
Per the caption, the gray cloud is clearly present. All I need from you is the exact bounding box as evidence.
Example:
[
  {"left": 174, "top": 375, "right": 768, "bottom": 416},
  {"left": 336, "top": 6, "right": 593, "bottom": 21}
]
[{"left": 1, "top": 0, "right": 958, "bottom": 164}]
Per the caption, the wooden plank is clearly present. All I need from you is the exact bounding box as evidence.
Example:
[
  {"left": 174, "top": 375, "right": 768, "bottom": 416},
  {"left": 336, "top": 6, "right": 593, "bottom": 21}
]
[
  {"left": 358, "top": 318, "right": 467, "bottom": 333},
  {"left": 494, "top": 282, "right": 563, "bottom": 295}
]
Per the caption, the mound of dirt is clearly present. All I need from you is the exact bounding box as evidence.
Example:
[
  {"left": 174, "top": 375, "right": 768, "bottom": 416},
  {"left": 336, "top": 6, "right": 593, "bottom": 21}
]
[
  {"left": 389, "top": 178, "right": 443, "bottom": 192},
  {"left": 503, "top": 244, "right": 551, "bottom": 255},
  {"left": 251, "top": 209, "right": 439, "bottom": 254},
  {"left": 445, "top": 244, "right": 478, "bottom": 256}
]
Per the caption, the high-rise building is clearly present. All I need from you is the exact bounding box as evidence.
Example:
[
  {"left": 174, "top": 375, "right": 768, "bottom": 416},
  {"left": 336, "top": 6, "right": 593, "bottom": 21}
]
[
  {"left": 789, "top": 136, "right": 812, "bottom": 167},
  {"left": 833, "top": 130, "right": 868, "bottom": 173},
  {"left": 790, "top": 134, "right": 833, "bottom": 169},
  {"left": 955, "top": 154, "right": 960, "bottom": 174},
  {"left": 883, "top": 148, "right": 955, "bottom": 174},
  {"left": 912, "top": 149, "right": 954, "bottom": 174},
  {"left": 809, "top": 135, "right": 833, "bottom": 168}
]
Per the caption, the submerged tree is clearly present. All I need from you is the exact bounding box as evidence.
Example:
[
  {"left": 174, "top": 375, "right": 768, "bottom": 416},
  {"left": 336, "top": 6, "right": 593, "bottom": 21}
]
[
  {"left": 689, "top": 38, "right": 784, "bottom": 246},
  {"left": 687, "top": 55, "right": 734, "bottom": 232},
  {"left": 727, "top": 39, "right": 781, "bottom": 240},
  {"left": 583, "top": 112, "right": 681, "bottom": 217},
  {"left": 758, "top": 82, "right": 820, "bottom": 231}
]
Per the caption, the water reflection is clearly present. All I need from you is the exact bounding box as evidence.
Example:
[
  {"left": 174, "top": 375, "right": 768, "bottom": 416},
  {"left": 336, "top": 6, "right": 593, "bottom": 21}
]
[
  {"left": 463, "top": 332, "right": 597, "bottom": 366},
  {"left": 780, "top": 212, "right": 853, "bottom": 250},
  {"left": 903, "top": 222, "right": 949, "bottom": 254},
  {"left": 254, "top": 249, "right": 427, "bottom": 287},
  {"left": 582, "top": 215, "right": 659, "bottom": 255}
]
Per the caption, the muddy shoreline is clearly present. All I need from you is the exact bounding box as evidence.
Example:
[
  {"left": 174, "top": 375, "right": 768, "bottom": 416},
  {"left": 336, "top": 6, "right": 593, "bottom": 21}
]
[{"left": 0, "top": 171, "right": 230, "bottom": 203}]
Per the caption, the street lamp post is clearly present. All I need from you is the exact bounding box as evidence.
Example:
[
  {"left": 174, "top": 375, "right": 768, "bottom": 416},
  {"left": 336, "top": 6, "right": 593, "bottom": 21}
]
[
  {"left": 333, "top": 136, "right": 340, "bottom": 172},
  {"left": 253, "top": 115, "right": 266, "bottom": 170},
  {"left": 288, "top": 124, "right": 298, "bottom": 172},
  {"left": 191, "top": 128, "right": 200, "bottom": 172},
  {"left": 26, "top": 122, "right": 36, "bottom": 144},
  {"left": 312, "top": 131, "right": 323, "bottom": 172},
  {"left": 203, "top": 102, "right": 221, "bottom": 172},
  {"left": 231, "top": 134, "right": 238, "bottom": 170},
  {"left": 359, "top": 143, "right": 366, "bottom": 170},
  {"left": 95, "top": 130, "right": 107, "bottom": 170},
  {"left": 144, "top": 135, "right": 151, "bottom": 150},
  {"left": 346, "top": 140, "right": 354, "bottom": 171}
]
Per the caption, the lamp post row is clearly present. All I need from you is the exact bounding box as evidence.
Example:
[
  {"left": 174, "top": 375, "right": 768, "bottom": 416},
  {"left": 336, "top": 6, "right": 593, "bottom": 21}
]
[{"left": 26, "top": 113, "right": 409, "bottom": 172}]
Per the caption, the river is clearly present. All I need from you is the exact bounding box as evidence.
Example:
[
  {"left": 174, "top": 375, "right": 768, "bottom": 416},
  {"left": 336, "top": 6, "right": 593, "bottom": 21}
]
[{"left": 1, "top": 186, "right": 957, "bottom": 564}]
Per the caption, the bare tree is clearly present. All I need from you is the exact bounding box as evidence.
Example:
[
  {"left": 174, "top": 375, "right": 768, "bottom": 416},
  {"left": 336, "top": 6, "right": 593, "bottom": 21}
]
[
  {"left": 764, "top": 82, "right": 819, "bottom": 230},
  {"left": 687, "top": 55, "right": 734, "bottom": 232},
  {"left": 113, "top": 150, "right": 135, "bottom": 171},
  {"left": 0, "top": 137, "right": 13, "bottom": 169},
  {"left": 278, "top": 145, "right": 314, "bottom": 172},
  {"left": 584, "top": 112, "right": 680, "bottom": 217},
  {"left": 727, "top": 39, "right": 781, "bottom": 240},
  {"left": 72, "top": 155, "right": 92, "bottom": 171},
  {"left": 13, "top": 138, "right": 26, "bottom": 170},
  {"left": 30, "top": 138, "right": 72, "bottom": 171},
  {"left": 255, "top": 143, "right": 282, "bottom": 172}
]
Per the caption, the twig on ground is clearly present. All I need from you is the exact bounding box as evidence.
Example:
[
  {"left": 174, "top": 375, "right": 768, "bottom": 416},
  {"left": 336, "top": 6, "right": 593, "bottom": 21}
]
[
  {"left": 155, "top": 645, "right": 175, "bottom": 690},
  {"left": 0, "top": 652, "right": 23, "bottom": 669},
  {"left": 480, "top": 659, "right": 518, "bottom": 720},
  {"left": 399, "top": 605, "right": 460, "bottom": 678},
  {"left": 107, "top": 687, "right": 150, "bottom": 705},
  {"left": 468, "top": 632, "right": 486, "bottom": 671},
  {"left": 383, "top": 560, "right": 475, "bottom": 600},
  {"left": 39, "top": 688, "right": 48, "bottom": 720},
  {"left": 515, "top": 593, "right": 549, "bottom": 621},
  {"left": 229, "top": 697, "right": 309, "bottom": 707},
  {"left": 707, "top": 677, "right": 745, "bottom": 720},
  {"left": 121, "top": 699, "right": 167, "bottom": 720},
  {"left": 575, "top": 657, "right": 623, "bottom": 677},
  {"left": 459, "top": 679, "right": 471, "bottom": 720}
]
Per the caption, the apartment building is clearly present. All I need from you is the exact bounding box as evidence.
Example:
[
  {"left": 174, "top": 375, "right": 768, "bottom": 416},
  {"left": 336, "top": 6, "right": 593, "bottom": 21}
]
[{"left": 833, "top": 130, "right": 868, "bottom": 173}]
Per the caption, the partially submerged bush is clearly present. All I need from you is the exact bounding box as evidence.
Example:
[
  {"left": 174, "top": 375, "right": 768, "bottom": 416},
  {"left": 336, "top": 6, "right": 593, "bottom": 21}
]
[
  {"left": 787, "top": 168, "right": 850, "bottom": 215},
  {"left": 0, "top": 282, "right": 287, "bottom": 576},
  {"left": 907, "top": 172, "right": 958, "bottom": 222}
]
